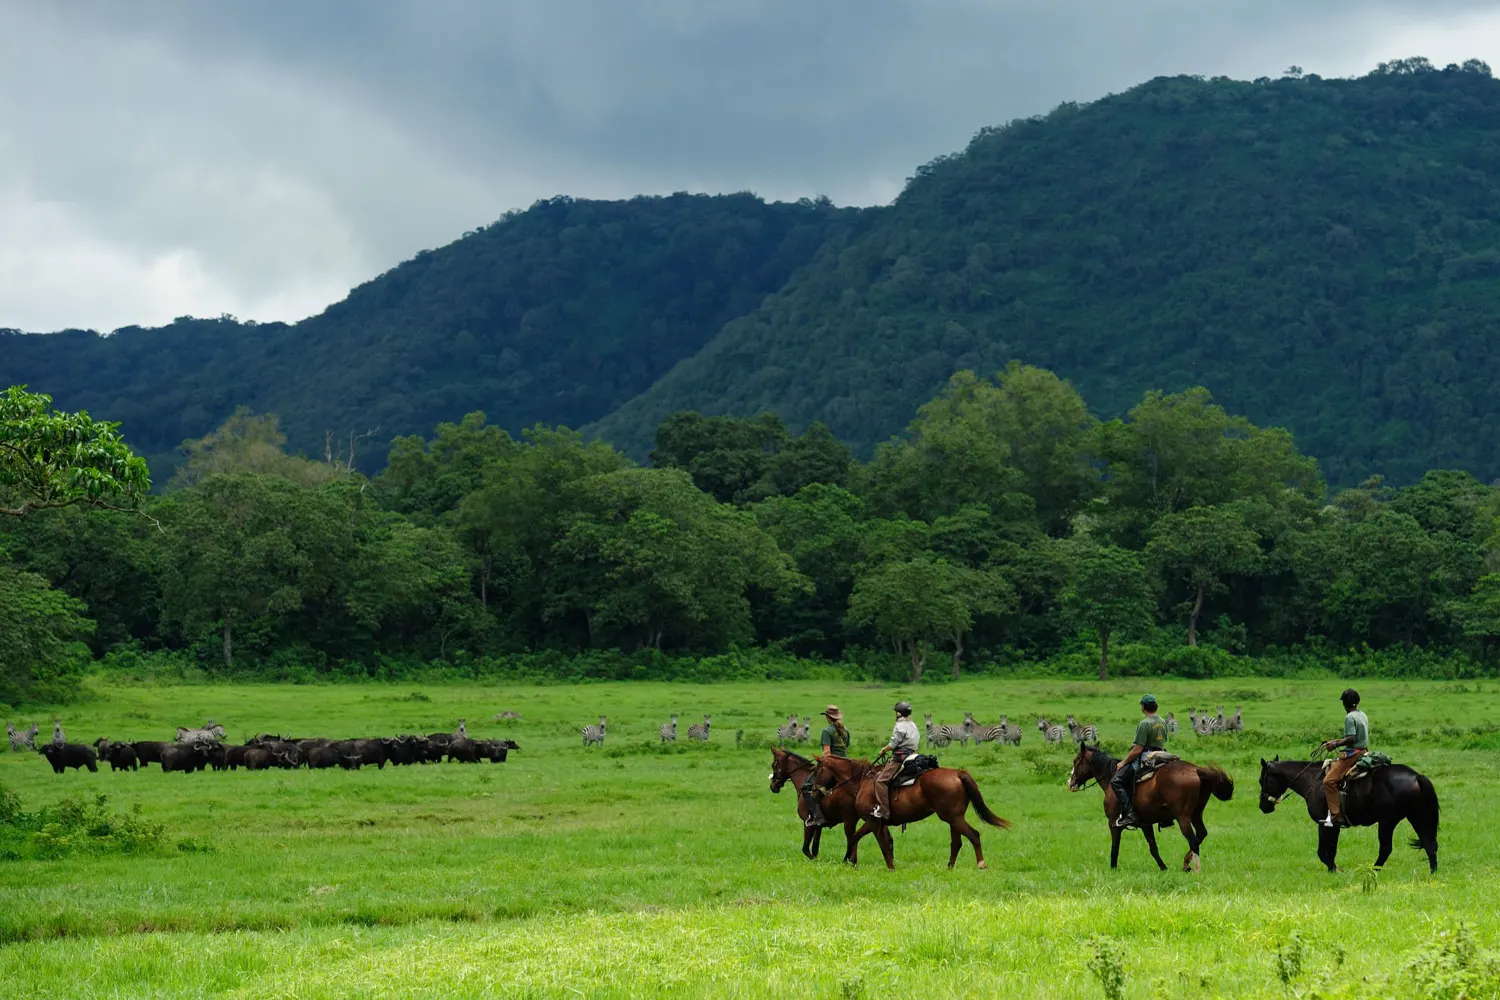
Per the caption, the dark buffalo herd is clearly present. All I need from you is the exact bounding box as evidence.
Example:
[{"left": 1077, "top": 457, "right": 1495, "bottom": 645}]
[{"left": 34, "top": 730, "right": 520, "bottom": 775}]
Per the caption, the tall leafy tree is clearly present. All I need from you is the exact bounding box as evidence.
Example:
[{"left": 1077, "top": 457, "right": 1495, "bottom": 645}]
[
  {"left": 1146, "top": 505, "right": 1262, "bottom": 647},
  {"left": 846, "top": 555, "right": 987, "bottom": 682},
  {"left": 1059, "top": 540, "right": 1155, "bottom": 679},
  {"left": 0, "top": 386, "right": 150, "bottom": 517},
  {"left": 0, "top": 559, "right": 94, "bottom": 703}
]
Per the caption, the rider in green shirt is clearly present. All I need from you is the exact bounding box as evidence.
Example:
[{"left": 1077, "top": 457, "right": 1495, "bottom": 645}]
[
  {"left": 1319, "top": 688, "right": 1369, "bottom": 827},
  {"left": 1112, "top": 694, "right": 1168, "bottom": 828},
  {"left": 803, "top": 705, "right": 848, "bottom": 827}
]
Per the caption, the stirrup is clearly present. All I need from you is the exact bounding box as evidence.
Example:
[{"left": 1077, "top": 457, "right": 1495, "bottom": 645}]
[{"left": 1114, "top": 814, "right": 1134, "bottom": 828}]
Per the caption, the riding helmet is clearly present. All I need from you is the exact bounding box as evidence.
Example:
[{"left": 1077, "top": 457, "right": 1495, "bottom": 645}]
[{"left": 893, "top": 701, "right": 913, "bottom": 716}]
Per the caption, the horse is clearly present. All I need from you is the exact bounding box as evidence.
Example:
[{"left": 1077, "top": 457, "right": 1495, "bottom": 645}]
[
  {"left": 810, "top": 754, "right": 1009, "bottom": 870},
  {"left": 768, "top": 748, "right": 869, "bottom": 860},
  {"left": 1257, "top": 757, "right": 1439, "bottom": 873},
  {"left": 1067, "top": 743, "right": 1233, "bottom": 872}
]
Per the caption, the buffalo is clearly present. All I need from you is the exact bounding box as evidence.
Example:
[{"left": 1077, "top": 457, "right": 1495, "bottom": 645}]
[
  {"left": 131, "top": 741, "right": 170, "bottom": 767},
  {"left": 242, "top": 748, "right": 274, "bottom": 770},
  {"left": 161, "top": 741, "right": 214, "bottom": 773},
  {"left": 333, "top": 739, "right": 387, "bottom": 769},
  {"left": 93, "top": 739, "right": 139, "bottom": 771},
  {"left": 446, "top": 737, "right": 481, "bottom": 763},
  {"left": 307, "top": 746, "right": 340, "bottom": 769},
  {"left": 39, "top": 742, "right": 97, "bottom": 773},
  {"left": 478, "top": 739, "right": 520, "bottom": 763}
]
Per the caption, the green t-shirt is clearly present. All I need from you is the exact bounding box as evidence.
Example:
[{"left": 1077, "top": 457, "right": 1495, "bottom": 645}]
[
  {"left": 1133, "top": 715, "right": 1168, "bottom": 750},
  {"left": 1344, "top": 710, "right": 1369, "bottom": 751},
  {"left": 820, "top": 724, "right": 849, "bottom": 758}
]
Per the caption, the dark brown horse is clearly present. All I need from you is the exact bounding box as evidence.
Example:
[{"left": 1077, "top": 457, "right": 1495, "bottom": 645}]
[
  {"left": 1067, "top": 743, "right": 1233, "bottom": 872},
  {"left": 769, "top": 748, "right": 867, "bottom": 860},
  {"left": 811, "top": 754, "right": 1010, "bottom": 870},
  {"left": 1258, "top": 757, "right": 1439, "bottom": 873}
]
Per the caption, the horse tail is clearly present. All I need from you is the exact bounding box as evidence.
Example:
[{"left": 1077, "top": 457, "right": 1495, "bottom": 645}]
[
  {"left": 958, "top": 769, "right": 1011, "bottom": 829},
  {"left": 1408, "top": 772, "right": 1440, "bottom": 852},
  {"left": 1197, "top": 764, "right": 1234, "bottom": 801}
]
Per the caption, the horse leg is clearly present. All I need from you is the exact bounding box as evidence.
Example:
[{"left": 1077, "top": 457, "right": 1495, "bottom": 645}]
[
  {"left": 1176, "top": 815, "right": 1201, "bottom": 872},
  {"left": 948, "top": 824, "right": 962, "bottom": 869},
  {"left": 843, "top": 818, "right": 865, "bottom": 865},
  {"left": 1318, "top": 825, "right": 1341, "bottom": 873},
  {"left": 1140, "top": 823, "right": 1167, "bottom": 871},
  {"left": 811, "top": 824, "right": 823, "bottom": 860},
  {"left": 802, "top": 822, "right": 815, "bottom": 860},
  {"left": 949, "top": 815, "right": 986, "bottom": 870},
  {"left": 874, "top": 824, "right": 896, "bottom": 870},
  {"left": 1110, "top": 825, "right": 1122, "bottom": 869},
  {"left": 1375, "top": 818, "right": 1396, "bottom": 870}
]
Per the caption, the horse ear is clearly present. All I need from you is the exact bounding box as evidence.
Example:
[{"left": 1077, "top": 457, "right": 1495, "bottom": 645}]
[
  {"left": 1260, "top": 758, "right": 1266, "bottom": 767},
  {"left": 1273, "top": 754, "right": 1280, "bottom": 762}
]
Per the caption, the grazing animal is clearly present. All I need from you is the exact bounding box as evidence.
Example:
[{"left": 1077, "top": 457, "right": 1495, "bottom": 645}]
[
  {"left": 688, "top": 715, "right": 712, "bottom": 741},
  {"left": 176, "top": 723, "right": 225, "bottom": 743},
  {"left": 307, "top": 746, "right": 340, "bottom": 769},
  {"left": 242, "top": 748, "right": 275, "bottom": 771},
  {"left": 1212, "top": 706, "right": 1227, "bottom": 734},
  {"left": 776, "top": 715, "right": 799, "bottom": 743},
  {"left": 660, "top": 715, "right": 679, "bottom": 743},
  {"left": 1068, "top": 743, "right": 1234, "bottom": 872},
  {"left": 52, "top": 719, "right": 65, "bottom": 745},
  {"left": 582, "top": 716, "right": 607, "bottom": 747},
  {"left": 1066, "top": 715, "right": 1099, "bottom": 744},
  {"left": 813, "top": 754, "right": 1010, "bottom": 870},
  {"left": 794, "top": 718, "right": 811, "bottom": 743},
  {"left": 1258, "top": 757, "right": 1439, "bottom": 873},
  {"left": 769, "top": 748, "right": 871, "bottom": 861},
  {"left": 1191, "top": 710, "right": 1215, "bottom": 737},
  {"left": 446, "top": 737, "right": 482, "bottom": 763},
  {"left": 495, "top": 711, "right": 522, "bottom": 721},
  {"left": 38, "top": 742, "right": 97, "bottom": 773},
  {"left": 1165, "top": 713, "right": 1178, "bottom": 736},
  {"left": 735, "top": 729, "right": 744, "bottom": 748},
  {"left": 7, "top": 722, "right": 39, "bottom": 751},
  {"left": 93, "top": 739, "right": 139, "bottom": 771},
  {"left": 967, "top": 715, "right": 1021, "bottom": 747},
  {"left": 131, "top": 741, "right": 170, "bottom": 767},
  {"left": 456, "top": 719, "right": 467, "bottom": 739},
  {"left": 1226, "top": 706, "right": 1243, "bottom": 732},
  {"left": 330, "top": 739, "right": 386, "bottom": 769},
  {"left": 161, "top": 741, "right": 214, "bottom": 773},
  {"left": 925, "top": 714, "right": 968, "bottom": 748},
  {"left": 476, "top": 739, "right": 520, "bottom": 762},
  {"left": 1038, "top": 717, "right": 1068, "bottom": 744}
]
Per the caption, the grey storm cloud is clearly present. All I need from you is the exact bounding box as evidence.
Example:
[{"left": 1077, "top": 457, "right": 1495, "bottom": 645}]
[{"left": 2, "top": 0, "right": 1498, "bottom": 332}]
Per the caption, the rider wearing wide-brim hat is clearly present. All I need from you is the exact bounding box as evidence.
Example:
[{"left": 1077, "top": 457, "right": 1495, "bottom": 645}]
[
  {"left": 872, "top": 701, "right": 921, "bottom": 821},
  {"left": 803, "top": 705, "right": 850, "bottom": 828},
  {"left": 1111, "top": 694, "right": 1169, "bottom": 828}
]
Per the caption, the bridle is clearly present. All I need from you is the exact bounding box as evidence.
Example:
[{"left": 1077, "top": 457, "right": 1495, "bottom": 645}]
[
  {"left": 1263, "top": 756, "right": 1325, "bottom": 805},
  {"left": 1067, "top": 745, "right": 1110, "bottom": 792}
]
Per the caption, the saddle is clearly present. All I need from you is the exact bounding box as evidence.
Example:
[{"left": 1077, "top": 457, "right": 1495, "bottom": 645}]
[
  {"left": 1323, "top": 751, "right": 1393, "bottom": 786},
  {"left": 895, "top": 753, "right": 939, "bottom": 788},
  {"left": 1135, "top": 750, "right": 1178, "bottom": 787}
]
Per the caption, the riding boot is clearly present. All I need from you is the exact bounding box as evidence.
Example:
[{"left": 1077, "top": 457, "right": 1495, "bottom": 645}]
[{"left": 872, "top": 780, "right": 891, "bottom": 820}]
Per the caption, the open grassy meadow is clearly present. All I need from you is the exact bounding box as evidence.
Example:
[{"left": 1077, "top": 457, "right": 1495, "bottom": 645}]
[{"left": 3, "top": 677, "right": 1499, "bottom": 999}]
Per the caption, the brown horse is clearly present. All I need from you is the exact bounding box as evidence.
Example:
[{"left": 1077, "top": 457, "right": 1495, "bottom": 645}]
[
  {"left": 769, "top": 748, "right": 868, "bottom": 860},
  {"left": 811, "top": 755, "right": 1010, "bottom": 870},
  {"left": 1067, "top": 743, "right": 1233, "bottom": 872}
]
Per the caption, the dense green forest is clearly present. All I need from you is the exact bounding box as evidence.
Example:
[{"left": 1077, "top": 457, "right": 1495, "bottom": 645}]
[
  {"left": 0, "top": 194, "right": 852, "bottom": 475},
  {"left": 7, "top": 61, "right": 1500, "bottom": 486},
  {"left": 6, "top": 364, "right": 1500, "bottom": 704}
]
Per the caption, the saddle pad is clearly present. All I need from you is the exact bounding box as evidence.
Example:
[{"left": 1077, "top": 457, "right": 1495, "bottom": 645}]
[{"left": 1136, "top": 750, "right": 1178, "bottom": 786}]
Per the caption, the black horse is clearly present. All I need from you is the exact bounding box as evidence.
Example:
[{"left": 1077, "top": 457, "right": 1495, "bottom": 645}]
[{"left": 1258, "top": 757, "right": 1439, "bottom": 873}]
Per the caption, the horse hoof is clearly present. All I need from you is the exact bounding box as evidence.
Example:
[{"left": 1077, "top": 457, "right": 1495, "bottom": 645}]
[
  {"left": 977, "top": 860, "right": 987, "bottom": 870},
  {"left": 1189, "top": 854, "right": 1201, "bottom": 873}
]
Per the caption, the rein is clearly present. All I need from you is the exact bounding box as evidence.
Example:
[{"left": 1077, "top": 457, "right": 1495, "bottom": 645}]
[{"left": 1267, "top": 753, "right": 1327, "bottom": 803}]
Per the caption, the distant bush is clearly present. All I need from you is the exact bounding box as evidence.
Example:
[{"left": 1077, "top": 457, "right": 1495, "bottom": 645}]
[{"left": 0, "top": 786, "right": 170, "bottom": 861}]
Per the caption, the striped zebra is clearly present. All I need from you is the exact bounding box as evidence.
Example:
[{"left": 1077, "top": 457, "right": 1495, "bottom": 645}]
[
  {"left": 456, "top": 719, "right": 468, "bottom": 739},
  {"left": 1212, "top": 706, "right": 1228, "bottom": 734},
  {"left": 1165, "top": 712, "right": 1178, "bottom": 736},
  {"left": 1038, "top": 716, "right": 1067, "bottom": 744},
  {"left": 7, "top": 722, "right": 39, "bottom": 751},
  {"left": 659, "top": 715, "right": 678, "bottom": 742},
  {"left": 1226, "top": 706, "right": 1243, "bottom": 732},
  {"left": 794, "top": 718, "right": 811, "bottom": 743},
  {"left": 1065, "top": 715, "right": 1098, "bottom": 744},
  {"left": 776, "top": 714, "right": 799, "bottom": 743},
  {"left": 582, "top": 716, "right": 607, "bottom": 747},
  {"left": 924, "top": 713, "right": 967, "bottom": 747},
  {"left": 1190, "top": 709, "right": 1214, "bottom": 737},
  {"left": 688, "top": 715, "right": 712, "bottom": 741},
  {"left": 967, "top": 714, "right": 1021, "bottom": 747},
  {"left": 52, "top": 719, "right": 66, "bottom": 745}
]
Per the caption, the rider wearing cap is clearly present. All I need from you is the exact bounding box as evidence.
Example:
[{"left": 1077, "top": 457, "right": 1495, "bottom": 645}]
[
  {"left": 1112, "top": 694, "right": 1169, "bottom": 829},
  {"left": 803, "top": 705, "right": 849, "bottom": 828},
  {"left": 1319, "top": 688, "right": 1369, "bottom": 827},
  {"left": 872, "top": 701, "right": 921, "bottom": 820}
]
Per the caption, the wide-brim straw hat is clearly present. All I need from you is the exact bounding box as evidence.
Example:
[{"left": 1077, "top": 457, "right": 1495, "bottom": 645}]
[{"left": 822, "top": 704, "right": 843, "bottom": 721}]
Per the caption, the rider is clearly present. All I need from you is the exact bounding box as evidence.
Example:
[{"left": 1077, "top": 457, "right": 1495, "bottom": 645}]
[
  {"left": 802, "top": 705, "right": 849, "bottom": 828},
  {"left": 872, "top": 701, "right": 921, "bottom": 820},
  {"left": 1319, "top": 688, "right": 1369, "bottom": 827},
  {"left": 1112, "top": 694, "right": 1169, "bottom": 828}
]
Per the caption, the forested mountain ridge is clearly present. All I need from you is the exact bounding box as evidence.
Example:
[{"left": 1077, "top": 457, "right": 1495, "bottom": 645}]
[
  {"left": 595, "top": 60, "right": 1500, "bottom": 485},
  {"left": 0, "top": 193, "right": 853, "bottom": 474},
  {"left": 8, "top": 60, "right": 1500, "bottom": 485}
]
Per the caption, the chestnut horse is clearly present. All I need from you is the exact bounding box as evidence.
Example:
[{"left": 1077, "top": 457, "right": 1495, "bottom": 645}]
[
  {"left": 811, "top": 755, "right": 1010, "bottom": 870},
  {"left": 768, "top": 748, "right": 868, "bottom": 860},
  {"left": 1067, "top": 743, "right": 1233, "bottom": 872}
]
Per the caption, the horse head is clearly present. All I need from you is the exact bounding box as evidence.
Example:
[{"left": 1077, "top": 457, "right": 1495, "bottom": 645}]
[{"left": 1258, "top": 756, "right": 1288, "bottom": 813}]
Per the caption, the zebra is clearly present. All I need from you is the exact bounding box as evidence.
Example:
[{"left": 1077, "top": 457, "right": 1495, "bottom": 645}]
[
  {"left": 1165, "top": 712, "right": 1178, "bottom": 736},
  {"left": 924, "top": 713, "right": 967, "bottom": 747},
  {"left": 456, "top": 719, "right": 468, "bottom": 739},
  {"left": 1191, "top": 709, "right": 1215, "bottom": 737},
  {"left": 52, "top": 719, "right": 66, "bottom": 746},
  {"left": 7, "top": 722, "right": 39, "bottom": 751},
  {"left": 659, "top": 715, "right": 678, "bottom": 742},
  {"left": 1211, "top": 706, "right": 1227, "bottom": 734},
  {"left": 794, "top": 718, "right": 811, "bottom": 743},
  {"left": 1038, "top": 716, "right": 1067, "bottom": 744},
  {"left": 776, "top": 714, "right": 799, "bottom": 743},
  {"left": 494, "top": 710, "right": 522, "bottom": 721},
  {"left": 1226, "top": 705, "right": 1243, "bottom": 732},
  {"left": 582, "top": 716, "right": 607, "bottom": 747},
  {"left": 688, "top": 715, "right": 712, "bottom": 741},
  {"left": 1066, "top": 715, "right": 1098, "bottom": 744},
  {"left": 967, "top": 715, "right": 1021, "bottom": 747}
]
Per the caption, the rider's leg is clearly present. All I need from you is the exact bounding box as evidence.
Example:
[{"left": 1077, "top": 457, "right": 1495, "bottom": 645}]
[
  {"left": 872, "top": 760, "right": 900, "bottom": 819},
  {"left": 1111, "top": 761, "right": 1137, "bottom": 827},
  {"left": 801, "top": 774, "right": 825, "bottom": 827}
]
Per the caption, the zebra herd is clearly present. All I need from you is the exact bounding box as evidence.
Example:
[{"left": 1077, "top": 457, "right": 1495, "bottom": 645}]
[
  {"left": 1188, "top": 706, "right": 1243, "bottom": 736},
  {"left": 581, "top": 713, "right": 715, "bottom": 747}
]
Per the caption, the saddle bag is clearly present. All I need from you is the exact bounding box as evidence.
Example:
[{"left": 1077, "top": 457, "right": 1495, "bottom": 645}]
[
  {"left": 896, "top": 754, "right": 940, "bottom": 786},
  {"left": 1352, "top": 751, "right": 1392, "bottom": 775},
  {"left": 1136, "top": 750, "right": 1178, "bottom": 785}
]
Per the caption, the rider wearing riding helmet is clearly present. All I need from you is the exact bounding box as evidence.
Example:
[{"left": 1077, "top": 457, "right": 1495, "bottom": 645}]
[
  {"left": 872, "top": 701, "right": 921, "bottom": 820},
  {"left": 1112, "top": 693, "right": 1169, "bottom": 828}
]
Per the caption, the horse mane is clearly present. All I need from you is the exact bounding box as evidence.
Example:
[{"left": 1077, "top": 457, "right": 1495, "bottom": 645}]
[
  {"left": 777, "top": 749, "right": 813, "bottom": 768},
  {"left": 1085, "top": 744, "right": 1118, "bottom": 770}
]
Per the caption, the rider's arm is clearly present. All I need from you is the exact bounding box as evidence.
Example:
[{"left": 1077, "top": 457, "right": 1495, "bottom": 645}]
[
  {"left": 1116, "top": 744, "right": 1145, "bottom": 770},
  {"left": 1321, "top": 735, "right": 1354, "bottom": 750}
]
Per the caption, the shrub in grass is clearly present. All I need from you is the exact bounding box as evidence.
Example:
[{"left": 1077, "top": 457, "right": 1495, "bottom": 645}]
[{"left": 0, "top": 785, "right": 170, "bottom": 860}]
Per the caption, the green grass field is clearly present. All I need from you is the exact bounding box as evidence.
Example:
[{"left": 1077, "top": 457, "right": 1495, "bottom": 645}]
[{"left": 2, "top": 677, "right": 1499, "bottom": 999}]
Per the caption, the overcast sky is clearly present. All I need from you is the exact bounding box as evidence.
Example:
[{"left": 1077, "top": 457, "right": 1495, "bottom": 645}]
[{"left": 3, "top": 0, "right": 1498, "bottom": 333}]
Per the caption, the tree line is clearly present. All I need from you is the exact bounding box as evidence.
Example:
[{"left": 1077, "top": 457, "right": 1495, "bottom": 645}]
[{"left": 5, "top": 363, "right": 1500, "bottom": 702}]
